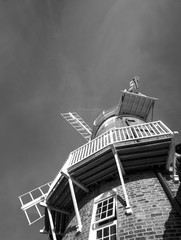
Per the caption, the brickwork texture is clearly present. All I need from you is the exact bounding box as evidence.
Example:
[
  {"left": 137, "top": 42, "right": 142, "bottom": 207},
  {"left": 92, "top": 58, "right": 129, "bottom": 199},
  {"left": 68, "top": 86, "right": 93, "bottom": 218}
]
[{"left": 62, "top": 170, "right": 181, "bottom": 240}]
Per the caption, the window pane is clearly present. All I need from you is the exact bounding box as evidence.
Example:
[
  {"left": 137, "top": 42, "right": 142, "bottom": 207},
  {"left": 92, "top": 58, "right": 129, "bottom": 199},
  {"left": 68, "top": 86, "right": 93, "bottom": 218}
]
[
  {"left": 103, "top": 237, "right": 109, "bottom": 240},
  {"left": 101, "top": 212, "right": 106, "bottom": 219},
  {"left": 107, "top": 210, "right": 113, "bottom": 216},
  {"left": 102, "top": 206, "right": 107, "bottom": 212},
  {"left": 103, "top": 200, "right": 108, "bottom": 206},
  {"left": 98, "top": 202, "right": 102, "bottom": 208},
  {"left": 97, "top": 229, "right": 102, "bottom": 239},
  {"left": 109, "top": 198, "right": 113, "bottom": 203},
  {"left": 110, "top": 225, "right": 116, "bottom": 234},
  {"left": 111, "top": 235, "right": 117, "bottom": 240},
  {"left": 103, "top": 227, "right": 109, "bottom": 236},
  {"left": 96, "top": 214, "right": 101, "bottom": 221},
  {"left": 108, "top": 203, "right": 113, "bottom": 210},
  {"left": 97, "top": 208, "right": 101, "bottom": 214}
]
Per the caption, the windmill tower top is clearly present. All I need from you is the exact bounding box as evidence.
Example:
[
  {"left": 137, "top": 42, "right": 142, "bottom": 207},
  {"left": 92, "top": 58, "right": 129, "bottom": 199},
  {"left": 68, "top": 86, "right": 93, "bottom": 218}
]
[{"left": 91, "top": 77, "right": 158, "bottom": 139}]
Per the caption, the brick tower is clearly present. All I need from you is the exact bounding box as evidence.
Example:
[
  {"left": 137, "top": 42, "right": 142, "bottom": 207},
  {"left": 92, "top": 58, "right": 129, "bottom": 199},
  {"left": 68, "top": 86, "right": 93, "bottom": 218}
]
[{"left": 19, "top": 79, "right": 181, "bottom": 240}]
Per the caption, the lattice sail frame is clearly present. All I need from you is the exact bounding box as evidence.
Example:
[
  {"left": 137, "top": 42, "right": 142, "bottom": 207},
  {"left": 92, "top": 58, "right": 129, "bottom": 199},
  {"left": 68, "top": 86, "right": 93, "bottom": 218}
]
[
  {"left": 61, "top": 112, "right": 92, "bottom": 141},
  {"left": 18, "top": 182, "right": 52, "bottom": 225}
]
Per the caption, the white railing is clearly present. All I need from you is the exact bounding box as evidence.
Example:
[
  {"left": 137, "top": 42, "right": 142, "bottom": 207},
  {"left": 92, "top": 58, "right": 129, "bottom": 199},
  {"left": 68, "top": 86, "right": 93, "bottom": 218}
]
[{"left": 68, "top": 121, "right": 173, "bottom": 167}]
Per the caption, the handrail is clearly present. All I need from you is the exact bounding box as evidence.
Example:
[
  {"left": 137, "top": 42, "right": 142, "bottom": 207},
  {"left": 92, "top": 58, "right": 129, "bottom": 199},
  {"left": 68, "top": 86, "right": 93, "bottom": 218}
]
[{"left": 68, "top": 120, "right": 173, "bottom": 168}]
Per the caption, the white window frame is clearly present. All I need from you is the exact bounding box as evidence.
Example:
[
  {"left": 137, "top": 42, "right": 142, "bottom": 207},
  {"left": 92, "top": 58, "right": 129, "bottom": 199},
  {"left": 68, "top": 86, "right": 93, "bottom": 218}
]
[
  {"left": 94, "top": 196, "right": 116, "bottom": 225},
  {"left": 89, "top": 188, "right": 118, "bottom": 240},
  {"left": 95, "top": 220, "right": 117, "bottom": 240}
]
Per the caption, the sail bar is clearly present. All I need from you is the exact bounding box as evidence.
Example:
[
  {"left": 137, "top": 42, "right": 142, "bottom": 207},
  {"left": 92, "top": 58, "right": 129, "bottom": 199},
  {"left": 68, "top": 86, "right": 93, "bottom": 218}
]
[
  {"left": 18, "top": 182, "right": 52, "bottom": 225},
  {"left": 61, "top": 112, "right": 92, "bottom": 141}
]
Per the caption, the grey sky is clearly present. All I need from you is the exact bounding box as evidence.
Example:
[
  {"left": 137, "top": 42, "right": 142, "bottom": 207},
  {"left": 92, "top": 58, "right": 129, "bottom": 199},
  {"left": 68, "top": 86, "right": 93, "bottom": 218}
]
[{"left": 1, "top": 1, "right": 181, "bottom": 239}]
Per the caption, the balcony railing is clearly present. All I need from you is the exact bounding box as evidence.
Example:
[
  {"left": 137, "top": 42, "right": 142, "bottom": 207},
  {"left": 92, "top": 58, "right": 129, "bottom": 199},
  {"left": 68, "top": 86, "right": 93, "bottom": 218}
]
[{"left": 68, "top": 121, "right": 173, "bottom": 168}]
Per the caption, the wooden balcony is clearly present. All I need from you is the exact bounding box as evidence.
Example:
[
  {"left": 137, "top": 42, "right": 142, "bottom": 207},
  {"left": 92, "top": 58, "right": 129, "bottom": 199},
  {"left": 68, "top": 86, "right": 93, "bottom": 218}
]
[{"left": 68, "top": 120, "right": 173, "bottom": 173}]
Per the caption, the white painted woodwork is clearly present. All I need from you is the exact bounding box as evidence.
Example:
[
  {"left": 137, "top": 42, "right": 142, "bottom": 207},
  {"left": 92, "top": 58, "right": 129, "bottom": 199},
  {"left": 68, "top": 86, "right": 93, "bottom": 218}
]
[
  {"left": 18, "top": 182, "right": 52, "bottom": 225},
  {"left": 61, "top": 112, "right": 92, "bottom": 141},
  {"left": 69, "top": 121, "right": 173, "bottom": 167},
  {"left": 68, "top": 177, "right": 82, "bottom": 233},
  {"left": 47, "top": 207, "right": 57, "bottom": 240},
  {"left": 61, "top": 171, "right": 89, "bottom": 193},
  {"left": 40, "top": 202, "right": 70, "bottom": 215},
  {"left": 111, "top": 144, "right": 132, "bottom": 215}
]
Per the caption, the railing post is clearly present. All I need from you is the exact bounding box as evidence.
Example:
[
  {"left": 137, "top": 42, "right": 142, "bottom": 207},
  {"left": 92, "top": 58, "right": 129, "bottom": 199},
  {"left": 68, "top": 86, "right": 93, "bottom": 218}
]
[
  {"left": 110, "top": 129, "right": 114, "bottom": 144},
  {"left": 159, "top": 120, "right": 173, "bottom": 134},
  {"left": 64, "top": 153, "right": 73, "bottom": 170}
]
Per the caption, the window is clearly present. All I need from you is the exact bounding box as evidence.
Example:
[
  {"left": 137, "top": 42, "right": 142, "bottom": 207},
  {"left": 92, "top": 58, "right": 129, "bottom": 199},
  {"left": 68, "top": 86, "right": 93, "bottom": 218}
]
[
  {"left": 89, "top": 189, "right": 118, "bottom": 240},
  {"left": 95, "top": 196, "right": 115, "bottom": 223},
  {"left": 96, "top": 222, "right": 117, "bottom": 240}
]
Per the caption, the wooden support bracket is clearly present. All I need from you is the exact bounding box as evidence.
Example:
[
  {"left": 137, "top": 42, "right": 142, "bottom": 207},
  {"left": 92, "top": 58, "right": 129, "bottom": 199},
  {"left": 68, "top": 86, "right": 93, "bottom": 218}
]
[
  {"left": 40, "top": 202, "right": 70, "bottom": 215},
  {"left": 111, "top": 144, "right": 132, "bottom": 215},
  {"left": 110, "top": 145, "right": 125, "bottom": 176},
  {"left": 61, "top": 171, "right": 89, "bottom": 193},
  {"left": 166, "top": 131, "right": 179, "bottom": 183},
  {"left": 47, "top": 207, "right": 57, "bottom": 240},
  {"left": 173, "top": 153, "right": 179, "bottom": 183},
  {"left": 68, "top": 177, "right": 82, "bottom": 233}
]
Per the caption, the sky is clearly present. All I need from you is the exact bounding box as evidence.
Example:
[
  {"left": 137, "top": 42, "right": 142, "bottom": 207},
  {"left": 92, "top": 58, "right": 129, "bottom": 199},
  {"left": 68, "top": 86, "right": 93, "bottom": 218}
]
[{"left": 1, "top": 0, "right": 181, "bottom": 239}]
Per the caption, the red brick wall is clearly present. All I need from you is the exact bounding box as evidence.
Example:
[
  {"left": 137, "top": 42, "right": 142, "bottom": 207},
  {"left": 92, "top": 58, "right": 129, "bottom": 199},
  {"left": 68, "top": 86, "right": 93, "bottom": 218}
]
[{"left": 62, "top": 170, "right": 181, "bottom": 240}]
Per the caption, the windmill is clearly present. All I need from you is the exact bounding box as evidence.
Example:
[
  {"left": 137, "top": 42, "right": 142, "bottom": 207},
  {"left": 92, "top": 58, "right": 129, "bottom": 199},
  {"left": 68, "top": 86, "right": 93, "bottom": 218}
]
[
  {"left": 18, "top": 78, "right": 157, "bottom": 225},
  {"left": 19, "top": 79, "right": 179, "bottom": 240},
  {"left": 18, "top": 112, "right": 93, "bottom": 226}
]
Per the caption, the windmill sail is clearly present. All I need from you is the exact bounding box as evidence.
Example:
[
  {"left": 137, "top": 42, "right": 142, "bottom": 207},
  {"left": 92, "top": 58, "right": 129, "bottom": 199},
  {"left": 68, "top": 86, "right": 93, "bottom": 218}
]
[
  {"left": 61, "top": 112, "right": 92, "bottom": 141},
  {"left": 18, "top": 182, "right": 52, "bottom": 225}
]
